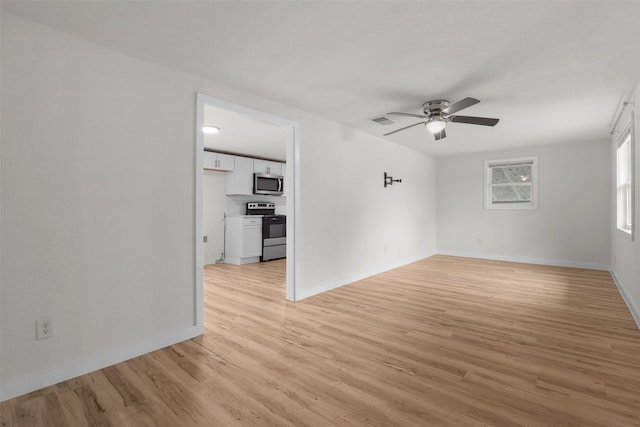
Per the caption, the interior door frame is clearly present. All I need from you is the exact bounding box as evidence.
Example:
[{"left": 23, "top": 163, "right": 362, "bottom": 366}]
[{"left": 194, "top": 93, "right": 299, "bottom": 329}]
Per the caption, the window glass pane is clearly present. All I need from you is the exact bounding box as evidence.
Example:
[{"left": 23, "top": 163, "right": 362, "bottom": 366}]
[
  {"left": 617, "top": 138, "right": 630, "bottom": 184},
  {"left": 491, "top": 164, "right": 533, "bottom": 184},
  {"left": 626, "top": 186, "right": 632, "bottom": 227},
  {"left": 492, "top": 185, "right": 531, "bottom": 203},
  {"left": 485, "top": 157, "right": 537, "bottom": 210},
  {"left": 624, "top": 139, "right": 631, "bottom": 184},
  {"left": 616, "top": 130, "right": 633, "bottom": 234}
]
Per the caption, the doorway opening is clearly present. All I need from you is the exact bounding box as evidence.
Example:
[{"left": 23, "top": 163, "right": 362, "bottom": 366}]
[{"left": 194, "top": 93, "right": 298, "bottom": 329}]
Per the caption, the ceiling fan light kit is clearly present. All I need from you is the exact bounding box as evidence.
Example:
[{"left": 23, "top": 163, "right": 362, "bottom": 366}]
[
  {"left": 425, "top": 117, "right": 446, "bottom": 133},
  {"left": 383, "top": 97, "right": 499, "bottom": 141}
]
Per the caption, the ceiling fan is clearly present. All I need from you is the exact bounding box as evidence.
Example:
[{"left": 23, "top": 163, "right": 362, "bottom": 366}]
[{"left": 383, "top": 97, "right": 499, "bottom": 141}]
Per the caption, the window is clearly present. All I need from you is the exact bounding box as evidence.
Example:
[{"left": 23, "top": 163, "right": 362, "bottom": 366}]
[
  {"left": 485, "top": 157, "right": 538, "bottom": 210},
  {"left": 616, "top": 126, "right": 633, "bottom": 236}
]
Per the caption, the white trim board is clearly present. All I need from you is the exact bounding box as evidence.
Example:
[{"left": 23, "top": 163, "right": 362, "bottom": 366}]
[
  {"left": 0, "top": 325, "right": 201, "bottom": 402},
  {"left": 610, "top": 271, "right": 640, "bottom": 330},
  {"left": 436, "top": 250, "right": 610, "bottom": 271}
]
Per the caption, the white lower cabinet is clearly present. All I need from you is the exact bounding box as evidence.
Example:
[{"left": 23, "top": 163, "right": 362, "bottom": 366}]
[{"left": 225, "top": 216, "right": 262, "bottom": 264}]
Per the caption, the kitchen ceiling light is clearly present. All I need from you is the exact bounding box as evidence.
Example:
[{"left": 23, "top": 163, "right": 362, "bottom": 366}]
[
  {"left": 202, "top": 126, "right": 220, "bottom": 134},
  {"left": 425, "top": 117, "right": 446, "bottom": 134}
]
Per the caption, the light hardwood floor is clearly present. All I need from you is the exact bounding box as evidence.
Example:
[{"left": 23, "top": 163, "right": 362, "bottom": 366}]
[{"left": 2, "top": 255, "right": 640, "bottom": 426}]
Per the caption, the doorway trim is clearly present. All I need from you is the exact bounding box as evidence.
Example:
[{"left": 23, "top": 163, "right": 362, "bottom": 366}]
[{"left": 194, "top": 93, "right": 299, "bottom": 328}]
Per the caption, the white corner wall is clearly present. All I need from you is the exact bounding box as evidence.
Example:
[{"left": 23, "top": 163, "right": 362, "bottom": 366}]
[
  {"left": 0, "top": 12, "right": 203, "bottom": 401},
  {"left": 610, "top": 81, "right": 640, "bottom": 327},
  {"left": 0, "top": 12, "right": 438, "bottom": 400},
  {"left": 293, "top": 120, "right": 437, "bottom": 300},
  {"left": 437, "top": 140, "right": 610, "bottom": 269}
]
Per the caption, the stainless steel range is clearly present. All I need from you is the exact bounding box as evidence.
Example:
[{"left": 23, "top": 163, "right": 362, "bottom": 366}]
[{"left": 246, "top": 202, "right": 286, "bottom": 262}]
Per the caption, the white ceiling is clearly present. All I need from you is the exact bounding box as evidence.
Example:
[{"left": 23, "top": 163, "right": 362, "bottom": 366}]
[
  {"left": 4, "top": 1, "right": 640, "bottom": 156},
  {"left": 203, "top": 104, "right": 286, "bottom": 161}
]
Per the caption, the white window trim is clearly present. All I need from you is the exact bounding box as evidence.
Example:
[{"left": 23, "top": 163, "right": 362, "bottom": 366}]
[
  {"left": 484, "top": 156, "right": 538, "bottom": 210},
  {"left": 616, "top": 120, "right": 635, "bottom": 239}
]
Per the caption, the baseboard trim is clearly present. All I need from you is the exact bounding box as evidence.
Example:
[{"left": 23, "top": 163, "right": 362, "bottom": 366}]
[
  {"left": 0, "top": 324, "right": 202, "bottom": 402},
  {"left": 436, "top": 250, "right": 609, "bottom": 271},
  {"left": 296, "top": 251, "right": 438, "bottom": 301},
  {"left": 610, "top": 271, "right": 640, "bottom": 330}
]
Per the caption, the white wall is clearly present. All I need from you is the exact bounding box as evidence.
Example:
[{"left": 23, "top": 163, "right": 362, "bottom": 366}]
[
  {"left": 1, "top": 12, "right": 202, "bottom": 400},
  {"left": 0, "top": 12, "right": 438, "bottom": 400},
  {"left": 437, "top": 140, "right": 610, "bottom": 269},
  {"left": 293, "top": 120, "right": 437, "bottom": 299},
  {"left": 610, "top": 81, "right": 640, "bottom": 326}
]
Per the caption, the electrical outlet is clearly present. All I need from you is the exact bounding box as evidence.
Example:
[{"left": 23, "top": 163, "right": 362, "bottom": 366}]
[
  {"left": 36, "top": 317, "right": 53, "bottom": 340},
  {"left": 203, "top": 235, "right": 208, "bottom": 243}
]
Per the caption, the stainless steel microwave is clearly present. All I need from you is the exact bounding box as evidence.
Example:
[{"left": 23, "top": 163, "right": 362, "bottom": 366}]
[{"left": 254, "top": 173, "right": 284, "bottom": 196}]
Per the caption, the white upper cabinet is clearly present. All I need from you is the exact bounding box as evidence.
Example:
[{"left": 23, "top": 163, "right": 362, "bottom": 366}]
[
  {"left": 203, "top": 151, "right": 234, "bottom": 171},
  {"left": 226, "top": 156, "right": 254, "bottom": 195},
  {"left": 253, "top": 159, "right": 282, "bottom": 176},
  {"left": 210, "top": 153, "right": 285, "bottom": 196}
]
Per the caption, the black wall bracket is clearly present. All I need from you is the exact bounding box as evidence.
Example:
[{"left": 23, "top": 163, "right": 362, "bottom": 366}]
[{"left": 384, "top": 172, "right": 402, "bottom": 188}]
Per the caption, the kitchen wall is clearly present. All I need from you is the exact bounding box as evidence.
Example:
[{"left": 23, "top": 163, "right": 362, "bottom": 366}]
[
  {"left": 202, "top": 171, "right": 227, "bottom": 265},
  {"left": 1, "top": 12, "right": 437, "bottom": 400},
  {"left": 225, "top": 194, "right": 287, "bottom": 216},
  {"left": 437, "top": 140, "right": 610, "bottom": 269},
  {"left": 610, "top": 81, "right": 640, "bottom": 327}
]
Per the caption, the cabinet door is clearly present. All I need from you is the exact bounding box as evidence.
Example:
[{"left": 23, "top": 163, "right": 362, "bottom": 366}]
[
  {"left": 242, "top": 226, "right": 262, "bottom": 258},
  {"left": 254, "top": 159, "right": 282, "bottom": 175},
  {"left": 203, "top": 151, "right": 217, "bottom": 170},
  {"left": 226, "top": 156, "right": 253, "bottom": 195},
  {"left": 216, "top": 153, "right": 235, "bottom": 171},
  {"left": 203, "top": 151, "right": 235, "bottom": 171},
  {"left": 269, "top": 162, "right": 282, "bottom": 176}
]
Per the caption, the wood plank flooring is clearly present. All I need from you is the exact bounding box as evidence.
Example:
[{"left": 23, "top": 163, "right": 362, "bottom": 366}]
[{"left": 2, "top": 255, "right": 640, "bottom": 426}]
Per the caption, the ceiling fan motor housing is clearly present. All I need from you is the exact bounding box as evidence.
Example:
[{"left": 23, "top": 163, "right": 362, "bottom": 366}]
[{"left": 422, "top": 100, "right": 450, "bottom": 117}]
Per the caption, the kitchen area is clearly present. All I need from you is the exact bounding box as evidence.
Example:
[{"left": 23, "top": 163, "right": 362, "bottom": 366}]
[{"left": 201, "top": 103, "right": 288, "bottom": 268}]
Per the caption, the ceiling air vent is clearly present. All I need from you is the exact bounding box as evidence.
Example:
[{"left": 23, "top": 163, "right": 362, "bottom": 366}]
[{"left": 371, "top": 116, "right": 395, "bottom": 125}]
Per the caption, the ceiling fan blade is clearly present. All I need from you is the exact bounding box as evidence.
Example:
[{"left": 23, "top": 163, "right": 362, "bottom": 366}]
[
  {"left": 383, "top": 121, "right": 426, "bottom": 136},
  {"left": 449, "top": 115, "right": 499, "bottom": 126},
  {"left": 434, "top": 128, "right": 447, "bottom": 141},
  {"left": 442, "top": 97, "right": 480, "bottom": 115},
  {"left": 387, "top": 112, "right": 427, "bottom": 119}
]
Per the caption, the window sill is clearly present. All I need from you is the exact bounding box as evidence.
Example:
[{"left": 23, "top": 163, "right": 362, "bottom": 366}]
[
  {"left": 484, "top": 203, "right": 538, "bottom": 210},
  {"left": 617, "top": 226, "right": 632, "bottom": 236}
]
